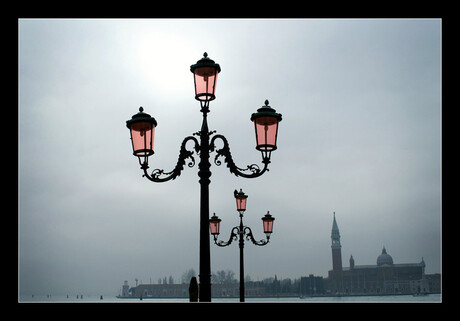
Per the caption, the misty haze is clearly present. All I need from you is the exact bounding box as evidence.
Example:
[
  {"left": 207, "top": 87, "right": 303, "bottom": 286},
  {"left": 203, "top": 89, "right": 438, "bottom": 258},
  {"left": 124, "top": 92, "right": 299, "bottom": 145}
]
[{"left": 18, "top": 19, "right": 441, "bottom": 301}]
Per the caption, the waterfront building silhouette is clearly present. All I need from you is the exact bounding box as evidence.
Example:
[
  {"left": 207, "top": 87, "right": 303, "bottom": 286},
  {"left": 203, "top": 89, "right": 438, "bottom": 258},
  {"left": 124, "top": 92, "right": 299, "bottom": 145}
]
[
  {"left": 324, "top": 213, "right": 439, "bottom": 295},
  {"left": 118, "top": 213, "right": 440, "bottom": 298}
]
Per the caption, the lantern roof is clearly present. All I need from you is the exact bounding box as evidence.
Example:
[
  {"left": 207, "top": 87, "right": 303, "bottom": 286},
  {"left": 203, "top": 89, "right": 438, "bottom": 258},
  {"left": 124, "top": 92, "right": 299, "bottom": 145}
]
[
  {"left": 250, "top": 100, "right": 282, "bottom": 122},
  {"left": 210, "top": 213, "right": 221, "bottom": 222},
  {"left": 234, "top": 189, "right": 248, "bottom": 199},
  {"left": 262, "top": 211, "right": 275, "bottom": 221},
  {"left": 126, "top": 107, "right": 157, "bottom": 129},
  {"left": 190, "top": 52, "right": 221, "bottom": 73}
]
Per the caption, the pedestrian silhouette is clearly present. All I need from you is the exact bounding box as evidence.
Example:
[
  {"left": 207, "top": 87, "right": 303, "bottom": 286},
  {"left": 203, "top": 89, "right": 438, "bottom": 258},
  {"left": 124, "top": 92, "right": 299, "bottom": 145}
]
[{"left": 189, "top": 277, "right": 198, "bottom": 302}]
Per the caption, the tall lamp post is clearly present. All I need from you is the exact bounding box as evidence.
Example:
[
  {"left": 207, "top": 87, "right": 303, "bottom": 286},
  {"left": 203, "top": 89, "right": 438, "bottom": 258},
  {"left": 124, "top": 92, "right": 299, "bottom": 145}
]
[
  {"left": 126, "top": 53, "right": 282, "bottom": 302},
  {"left": 209, "top": 189, "right": 275, "bottom": 302}
]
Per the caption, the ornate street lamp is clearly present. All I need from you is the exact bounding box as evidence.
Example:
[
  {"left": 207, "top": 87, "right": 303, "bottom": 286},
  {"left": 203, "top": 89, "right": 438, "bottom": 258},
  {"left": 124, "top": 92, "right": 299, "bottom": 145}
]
[
  {"left": 190, "top": 52, "right": 221, "bottom": 104},
  {"left": 210, "top": 189, "right": 275, "bottom": 302},
  {"left": 209, "top": 213, "right": 222, "bottom": 236},
  {"left": 251, "top": 100, "right": 282, "bottom": 161},
  {"left": 234, "top": 188, "right": 248, "bottom": 213},
  {"left": 126, "top": 107, "right": 157, "bottom": 167},
  {"left": 262, "top": 211, "right": 275, "bottom": 235},
  {"left": 125, "top": 53, "right": 282, "bottom": 302}
]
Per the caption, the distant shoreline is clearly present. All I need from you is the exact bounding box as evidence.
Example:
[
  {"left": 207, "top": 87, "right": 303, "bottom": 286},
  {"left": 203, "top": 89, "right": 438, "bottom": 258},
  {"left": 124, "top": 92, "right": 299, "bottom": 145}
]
[{"left": 116, "top": 291, "right": 440, "bottom": 300}]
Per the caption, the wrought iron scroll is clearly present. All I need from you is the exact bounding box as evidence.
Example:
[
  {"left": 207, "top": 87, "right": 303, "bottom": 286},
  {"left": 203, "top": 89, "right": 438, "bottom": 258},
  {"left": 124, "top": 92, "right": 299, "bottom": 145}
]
[
  {"left": 142, "top": 136, "right": 200, "bottom": 183},
  {"left": 209, "top": 134, "right": 270, "bottom": 178},
  {"left": 213, "top": 227, "right": 239, "bottom": 247},
  {"left": 244, "top": 226, "right": 270, "bottom": 246}
]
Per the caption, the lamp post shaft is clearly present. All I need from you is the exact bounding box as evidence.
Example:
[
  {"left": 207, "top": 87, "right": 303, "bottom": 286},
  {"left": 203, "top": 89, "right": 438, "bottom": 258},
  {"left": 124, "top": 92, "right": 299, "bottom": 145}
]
[
  {"left": 198, "top": 108, "right": 212, "bottom": 302},
  {"left": 239, "top": 214, "right": 245, "bottom": 302}
]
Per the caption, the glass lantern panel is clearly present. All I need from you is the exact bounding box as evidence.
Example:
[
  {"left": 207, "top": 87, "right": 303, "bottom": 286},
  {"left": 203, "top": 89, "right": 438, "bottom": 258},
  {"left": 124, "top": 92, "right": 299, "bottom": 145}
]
[
  {"left": 194, "top": 67, "right": 218, "bottom": 101},
  {"left": 263, "top": 219, "right": 274, "bottom": 234},
  {"left": 130, "top": 121, "right": 154, "bottom": 156},
  {"left": 255, "top": 117, "right": 278, "bottom": 150},
  {"left": 210, "top": 220, "right": 220, "bottom": 235},
  {"left": 236, "top": 197, "right": 247, "bottom": 212}
]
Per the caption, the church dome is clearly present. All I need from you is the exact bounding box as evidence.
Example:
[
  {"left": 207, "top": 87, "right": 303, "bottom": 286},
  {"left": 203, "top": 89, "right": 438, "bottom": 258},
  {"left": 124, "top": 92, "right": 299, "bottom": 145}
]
[{"left": 377, "top": 247, "right": 393, "bottom": 266}]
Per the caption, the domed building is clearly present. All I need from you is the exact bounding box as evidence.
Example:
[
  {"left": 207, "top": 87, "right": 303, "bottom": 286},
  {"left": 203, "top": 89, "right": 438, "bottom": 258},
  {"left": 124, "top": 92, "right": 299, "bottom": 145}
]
[
  {"left": 325, "top": 213, "right": 431, "bottom": 295},
  {"left": 377, "top": 247, "right": 394, "bottom": 266}
]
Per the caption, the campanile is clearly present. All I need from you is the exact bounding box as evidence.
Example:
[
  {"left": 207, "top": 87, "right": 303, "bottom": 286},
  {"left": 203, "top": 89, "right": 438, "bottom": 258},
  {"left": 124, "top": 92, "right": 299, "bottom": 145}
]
[{"left": 331, "top": 212, "right": 343, "bottom": 292}]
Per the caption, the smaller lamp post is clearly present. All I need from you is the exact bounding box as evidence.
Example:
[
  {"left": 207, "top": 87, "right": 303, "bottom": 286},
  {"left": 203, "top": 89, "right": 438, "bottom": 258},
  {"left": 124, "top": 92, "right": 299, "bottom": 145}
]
[{"left": 210, "top": 189, "right": 275, "bottom": 302}]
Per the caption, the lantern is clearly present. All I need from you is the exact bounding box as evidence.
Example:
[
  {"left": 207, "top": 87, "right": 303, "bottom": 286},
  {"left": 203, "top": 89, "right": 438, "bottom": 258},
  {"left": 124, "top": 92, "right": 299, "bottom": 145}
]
[
  {"left": 126, "top": 107, "right": 157, "bottom": 166},
  {"left": 190, "top": 52, "right": 221, "bottom": 102},
  {"left": 250, "top": 100, "right": 282, "bottom": 160},
  {"left": 234, "top": 189, "right": 248, "bottom": 213},
  {"left": 262, "top": 211, "right": 275, "bottom": 234},
  {"left": 209, "top": 213, "right": 222, "bottom": 235}
]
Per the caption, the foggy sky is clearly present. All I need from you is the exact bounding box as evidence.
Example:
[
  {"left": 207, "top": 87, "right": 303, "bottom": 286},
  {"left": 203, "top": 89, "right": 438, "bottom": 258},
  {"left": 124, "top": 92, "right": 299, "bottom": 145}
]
[{"left": 19, "top": 18, "right": 441, "bottom": 296}]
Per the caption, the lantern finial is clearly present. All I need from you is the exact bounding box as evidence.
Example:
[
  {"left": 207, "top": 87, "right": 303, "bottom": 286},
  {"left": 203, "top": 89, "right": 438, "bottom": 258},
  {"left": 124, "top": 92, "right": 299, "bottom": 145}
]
[
  {"left": 265, "top": 99, "right": 269, "bottom": 106},
  {"left": 139, "top": 106, "right": 144, "bottom": 112},
  {"left": 203, "top": 52, "right": 208, "bottom": 58}
]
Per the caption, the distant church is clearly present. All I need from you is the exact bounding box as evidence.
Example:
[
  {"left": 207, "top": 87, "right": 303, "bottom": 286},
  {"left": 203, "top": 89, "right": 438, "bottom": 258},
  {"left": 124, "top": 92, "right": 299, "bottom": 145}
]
[{"left": 324, "top": 212, "right": 440, "bottom": 295}]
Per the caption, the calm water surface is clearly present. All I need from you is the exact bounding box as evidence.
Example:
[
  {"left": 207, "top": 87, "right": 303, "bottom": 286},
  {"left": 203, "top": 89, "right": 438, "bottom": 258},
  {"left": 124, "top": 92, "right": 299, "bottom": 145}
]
[{"left": 20, "top": 293, "right": 441, "bottom": 303}]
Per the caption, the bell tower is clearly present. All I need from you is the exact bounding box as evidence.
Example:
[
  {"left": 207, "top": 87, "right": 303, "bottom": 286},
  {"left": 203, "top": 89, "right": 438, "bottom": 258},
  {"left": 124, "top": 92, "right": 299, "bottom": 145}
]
[{"left": 331, "top": 212, "right": 343, "bottom": 292}]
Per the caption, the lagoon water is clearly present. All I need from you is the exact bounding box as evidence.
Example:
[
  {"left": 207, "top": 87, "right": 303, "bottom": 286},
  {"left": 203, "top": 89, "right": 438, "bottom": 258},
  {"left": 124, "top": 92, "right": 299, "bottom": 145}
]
[{"left": 20, "top": 293, "right": 441, "bottom": 303}]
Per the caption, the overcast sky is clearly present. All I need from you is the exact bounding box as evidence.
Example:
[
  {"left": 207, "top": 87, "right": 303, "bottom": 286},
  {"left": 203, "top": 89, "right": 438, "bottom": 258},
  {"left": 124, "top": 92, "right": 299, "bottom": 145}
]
[{"left": 19, "top": 18, "right": 441, "bottom": 297}]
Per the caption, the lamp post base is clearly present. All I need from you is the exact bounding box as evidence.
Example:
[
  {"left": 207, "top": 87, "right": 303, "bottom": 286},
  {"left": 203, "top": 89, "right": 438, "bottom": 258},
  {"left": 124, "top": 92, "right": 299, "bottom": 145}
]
[{"left": 198, "top": 277, "right": 212, "bottom": 302}]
